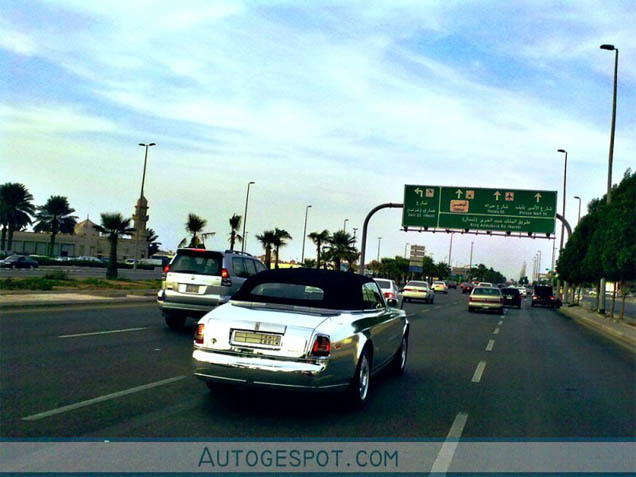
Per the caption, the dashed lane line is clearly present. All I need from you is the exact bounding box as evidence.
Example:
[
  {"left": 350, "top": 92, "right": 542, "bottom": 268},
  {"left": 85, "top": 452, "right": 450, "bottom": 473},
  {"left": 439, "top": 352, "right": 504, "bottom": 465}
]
[
  {"left": 486, "top": 339, "right": 495, "bottom": 352},
  {"left": 493, "top": 327, "right": 500, "bottom": 335},
  {"left": 430, "top": 412, "right": 469, "bottom": 475},
  {"left": 22, "top": 376, "right": 186, "bottom": 421},
  {"left": 498, "top": 320, "right": 503, "bottom": 326},
  {"left": 471, "top": 361, "right": 487, "bottom": 383},
  {"left": 59, "top": 327, "right": 149, "bottom": 338}
]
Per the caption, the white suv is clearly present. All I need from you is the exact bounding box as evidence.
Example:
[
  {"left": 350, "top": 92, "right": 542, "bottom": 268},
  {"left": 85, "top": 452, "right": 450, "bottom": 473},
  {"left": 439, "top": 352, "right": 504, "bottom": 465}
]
[{"left": 157, "top": 248, "right": 267, "bottom": 328}]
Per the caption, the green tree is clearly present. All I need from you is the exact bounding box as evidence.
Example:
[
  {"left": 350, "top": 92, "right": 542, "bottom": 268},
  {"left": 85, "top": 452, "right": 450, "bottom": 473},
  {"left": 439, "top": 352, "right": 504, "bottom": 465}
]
[
  {"left": 272, "top": 228, "right": 292, "bottom": 268},
  {"left": 367, "top": 259, "right": 382, "bottom": 276},
  {"left": 228, "top": 214, "right": 242, "bottom": 251},
  {"left": 146, "top": 228, "right": 161, "bottom": 256},
  {"left": 180, "top": 213, "right": 210, "bottom": 248},
  {"left": 302, "top": 258, "right": 316, "bottom": 268},
  {"left": 256, "top": 230, "right": 276, "bottom": 269},
  {"left": 0, "top": 182, "right": 35, "bottom": 251},
  {"left": 33, "top": 195, "right": 78, "bottom": 256},
  {"left": 94, "top": 213, "right": 135, "bottom": 279},
  {"left": 325, "top": 230, "right": 357, "bottom": 271},
  {"left": 308, "top": 230, "right": 330, "bottom": 269}
]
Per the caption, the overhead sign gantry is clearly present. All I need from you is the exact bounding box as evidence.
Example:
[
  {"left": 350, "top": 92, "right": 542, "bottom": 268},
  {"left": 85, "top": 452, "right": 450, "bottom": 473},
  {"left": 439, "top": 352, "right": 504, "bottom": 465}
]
[{"left": 402, "top": 185, "right": 558, "bottom": 235}]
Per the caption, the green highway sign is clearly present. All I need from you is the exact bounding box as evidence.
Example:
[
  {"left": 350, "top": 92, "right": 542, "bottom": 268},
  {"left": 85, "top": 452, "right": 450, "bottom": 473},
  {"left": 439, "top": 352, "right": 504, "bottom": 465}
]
[{"left": 402, "top": 185, "right": 557, "bottom": 234}]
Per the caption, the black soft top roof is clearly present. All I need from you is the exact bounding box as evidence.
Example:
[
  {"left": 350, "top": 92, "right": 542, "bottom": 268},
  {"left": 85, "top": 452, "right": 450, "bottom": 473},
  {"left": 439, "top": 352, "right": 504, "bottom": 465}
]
[{"left": 232, "top": 268, "right": 377, "bottom": 310}]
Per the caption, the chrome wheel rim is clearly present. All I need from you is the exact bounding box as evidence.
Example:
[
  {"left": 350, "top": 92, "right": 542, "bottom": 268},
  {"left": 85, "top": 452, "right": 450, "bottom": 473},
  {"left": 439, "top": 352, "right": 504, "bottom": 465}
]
[
  {"left": 359, "top": 355, "right": 370, "bottom": 401},
  {"left": 400, "top": 338, "right": 407, "bottom": 369}
]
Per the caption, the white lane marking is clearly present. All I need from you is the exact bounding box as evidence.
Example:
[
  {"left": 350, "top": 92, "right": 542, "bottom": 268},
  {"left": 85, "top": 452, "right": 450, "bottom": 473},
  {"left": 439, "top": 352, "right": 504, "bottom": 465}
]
[
  {"left": 486, "top": 339, "right": 495, "bottom": 352},
  {"left": 498, "top": 320, "right": 503, "bottom": 325},
  {"left": 59, "top": 327, "right": 149, "bottom": 338},
  {"left": 430, "top": 412, "right": 468, "bottom": 474},
  {"left": 493, "top": 327, "right": 500, "bottom": 335},
  {"left": 22, "top": 376, "right": 185, "bottom": 421},
  {"left": 471, "top": 361, "right": 486, "bottom": 383}
]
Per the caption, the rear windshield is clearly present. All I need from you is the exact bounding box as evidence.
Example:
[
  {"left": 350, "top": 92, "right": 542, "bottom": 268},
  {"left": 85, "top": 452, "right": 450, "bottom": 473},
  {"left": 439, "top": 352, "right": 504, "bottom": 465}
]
[
  {"left": 375, "top": 279, "right": 390, "bottom": 289},
  {"left": 407, "top": 281, "right": 429, "bottom": 288},
  {"left": 472, "top": 288, "right": 501, "bottom": 296},
  {"left": 433, "top": 281, "right": 445, "bottom": 285},
  {"left": 534, "top": 286, "right": 554, "bottom": 296},
  {"left": 250, "top": 283, "right": 325, "bottom": 302},
  {"left": 502, "top": 288, "right": 520, "bottom": 296},
  {"left": 170, "top": 250, "right": 222, "bottom": 276}
]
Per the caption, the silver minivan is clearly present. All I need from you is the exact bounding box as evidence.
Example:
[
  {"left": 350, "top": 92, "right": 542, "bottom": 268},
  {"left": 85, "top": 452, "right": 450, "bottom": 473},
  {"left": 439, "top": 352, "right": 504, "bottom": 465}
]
[{"left": 157, "top": 248, "right": 267, "bottom": 328}]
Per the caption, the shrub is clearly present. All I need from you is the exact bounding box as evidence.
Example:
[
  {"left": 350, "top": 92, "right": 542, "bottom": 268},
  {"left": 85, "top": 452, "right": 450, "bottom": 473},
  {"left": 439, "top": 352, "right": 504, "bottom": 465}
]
[{"left": 44, "top": 270, "right": 68, "bottom": 280}]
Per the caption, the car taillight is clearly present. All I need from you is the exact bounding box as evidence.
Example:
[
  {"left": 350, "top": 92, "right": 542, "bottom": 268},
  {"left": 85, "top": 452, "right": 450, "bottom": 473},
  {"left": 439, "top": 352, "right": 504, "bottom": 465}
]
[
  {"left": 532, "top": 295, "right": 538, "bottom": 300},
  {"left": 221, "top": 268, "right": 232, "bottom": 287},
  {"left": 550, "top": 296, "right": 555, "bottom": 300},
  {"left": 404, "top": 288, "right": 413, "bottom": 292},
  {"left": 311, "top": 335, "right": 330, "bottom": 357},
  {"left": 384, "top": 292, "right": 395, "bottom": 299},
  {"left": 194, "top": 324, "right": 204, "bottom": 344},
  {"left": 161, "top": 264, "right": 170, "bottom": 279}
]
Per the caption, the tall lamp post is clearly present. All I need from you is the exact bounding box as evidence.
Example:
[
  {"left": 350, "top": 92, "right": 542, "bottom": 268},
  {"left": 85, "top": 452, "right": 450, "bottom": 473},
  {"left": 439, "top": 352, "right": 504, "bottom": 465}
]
[
  {"left": 556, "top": 149, "right": 568, "bottom": 299},
  {"left": 404, "top": 242, "right": 410, "bottom": 259},
  {"left": 537, "top": 250, "right": 542, "bottom": 282},
  {"left": 343, "top": 218, "right": 349, "bottom": 232},
  {"left": 301, "top": 205, "right": 312, "bottom": 264},
  {"left": 241, "top": 182, "right": 255, "bottom": 253},
  {"left": 377, "top": 237, "right": 382, "bottom": 261},
  {"left": 133, "top": 142, "right": 155, "bottom": 270},
  {"left": 573, "top": 196, "right": 582, "bottom": 224},
  {"left": 599, "top": 43, "right": 619, "bottom": 314},
  {"left": 468, "top": 241, "right": 474, "bottom": 281}
]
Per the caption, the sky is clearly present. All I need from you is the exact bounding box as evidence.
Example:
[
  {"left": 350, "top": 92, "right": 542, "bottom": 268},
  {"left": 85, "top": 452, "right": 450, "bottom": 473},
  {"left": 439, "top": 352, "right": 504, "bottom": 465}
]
[{"left": 2, "top": 0, "right": 634, "bottom": 280}]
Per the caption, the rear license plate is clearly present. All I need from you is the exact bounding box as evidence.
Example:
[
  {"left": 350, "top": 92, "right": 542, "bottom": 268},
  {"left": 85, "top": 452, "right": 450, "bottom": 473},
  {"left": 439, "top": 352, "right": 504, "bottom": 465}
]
[
  {"left": 233, "top": 330, "right": 281, "bottom": 347},
  {"left": 185, "top": 284, "right": 199, "bottom": 293}
]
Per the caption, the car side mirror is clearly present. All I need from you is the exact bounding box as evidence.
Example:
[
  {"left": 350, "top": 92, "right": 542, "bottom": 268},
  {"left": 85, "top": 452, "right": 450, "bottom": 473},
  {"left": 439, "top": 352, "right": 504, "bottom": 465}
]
[{"left": 387, "top": 298, "right": 399, "bottom": 308}]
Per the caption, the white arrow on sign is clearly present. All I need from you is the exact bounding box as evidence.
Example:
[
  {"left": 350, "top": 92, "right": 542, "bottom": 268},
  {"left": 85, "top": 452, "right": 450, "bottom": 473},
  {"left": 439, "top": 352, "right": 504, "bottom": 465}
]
[
  {"left": 455, "top": 189, "right": 463, "bottom": 198},
  {"left": 494, "top": 191, "right": 501, "bottom": 201},
  {"left": 534, "top": 193, "right": 542, "bottom": 203},
  {"left": 414, "top": 188, "right": 424, "bottom": 197}
]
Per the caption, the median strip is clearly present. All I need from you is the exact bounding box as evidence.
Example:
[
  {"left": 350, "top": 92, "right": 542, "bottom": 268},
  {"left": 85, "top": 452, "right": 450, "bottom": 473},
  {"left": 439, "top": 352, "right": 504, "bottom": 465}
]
[
  {"left": 59, "top": 327, "right": 149, "bottom": 338},
  {"left": 471, "top": 361, "right": 486, "bottom": 383},
  {"left": 430, "top": 412, "right": 468, "bottom": 474},
  {"left": 22, "top": 376, "right": 186, "bottom": 421}
]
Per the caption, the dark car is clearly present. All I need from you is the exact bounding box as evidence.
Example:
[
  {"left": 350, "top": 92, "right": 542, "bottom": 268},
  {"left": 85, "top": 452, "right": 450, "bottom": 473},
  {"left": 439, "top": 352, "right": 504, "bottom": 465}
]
[
  {"left": 460, "top": 282, "right": 474, "bottom": 294},
  {"left": 446, "top": 280, "right": 457, "bottom": 289},
  {"left": 531, "top": 285, "right": 560, "bottom": 308},
  {"left": 501, "top": 287, "right": 521, "bottom": 308},
  {"left": 0, "top": 255, "right": 39, "bottom": 269}
]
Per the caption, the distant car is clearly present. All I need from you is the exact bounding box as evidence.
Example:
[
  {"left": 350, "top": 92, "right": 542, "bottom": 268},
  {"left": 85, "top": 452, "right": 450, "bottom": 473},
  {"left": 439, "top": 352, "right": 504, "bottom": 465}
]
[
  {"left": 431, "top": 281, "right": 448, "bottom": 294},
  {"left": 193, "top": 269, "right": 409, "bottom": 407},
  {"left": 124, "top": 258, "right": 136, "bottom": 265},
  {"left": 496, "top": 283, "right": 506, "bottom": 289},
  {"left": 0, "top": 255, "right": 39, "bottom": 269},
  {"left": 476, "top": 282, "right": 494, "bottom": 288},
  {"left": 402, "top": 281, "right": 434, "bottom": 304},
  {"left": 501, "top": 287, "right": 522, "bottom": 308},
  {"left": 375, "top": 278, "right": 402, "bottom": 305},
  {"left": 468, "top": 286, "right": 503, "bottom": 314},
  {"left": 460, "top": 282, "right": 474, "bottom": 294},
  {"left": 77, "top": 256, "right": 103, "bottom": 263},
  {"left": 446, "top": 280, "right": 457, "bottom": 289},
  {"left": 531, "top": 285, "right": 560, "bottom": 308},
  {"left": 158, "top": 248, "right": 267, "bottom": 329}
]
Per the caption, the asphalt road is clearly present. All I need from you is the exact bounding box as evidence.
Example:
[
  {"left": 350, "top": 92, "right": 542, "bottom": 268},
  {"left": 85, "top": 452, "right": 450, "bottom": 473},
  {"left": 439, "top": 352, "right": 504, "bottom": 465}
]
[
  {"left": 0, "top": 266, "right": 161, "bottom": 280},
  {"left": 1, "top": 291, "right": 634, "bottom": 439}
]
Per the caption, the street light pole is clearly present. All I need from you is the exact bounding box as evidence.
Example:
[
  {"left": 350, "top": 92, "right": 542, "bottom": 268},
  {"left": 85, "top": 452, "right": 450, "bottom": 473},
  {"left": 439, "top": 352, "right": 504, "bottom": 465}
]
[
  {"left": 448, "top": 233, "right": 454, "bottom": 268},
  {"left": 404, "top": 243, "right": 410, "bottom": 259},
  {"left": 133, "top": 142, "right": 155, "bottom": 270},
  {"left": 573, "top": 196, "right": 582, "bottom": 224},
  {"left": 352, "top": 228, "right": 358, "bottom": 241},
  {"left": 343, "top": 218, "right": 349, "bottom": 232},
  {"left": 301, "top": 205, "right": 312, "bottom": 264},
  {"left": 599, "top": 44, "right": 619, "bottom": 314},
  {"left": 537, "top": 250, "right": 542, "bottom": 282},
  {"left": 556, "top": 149, "right": 568, "bottom": 299},
  {"left": 241, "top": 182, "right": 255, "bottom": 253},
  {"left": 377, "top": 237, "right": 382, "bottom": 261},
  {"left": 468, "top": 241, "right": 474, "bottom": 281}
]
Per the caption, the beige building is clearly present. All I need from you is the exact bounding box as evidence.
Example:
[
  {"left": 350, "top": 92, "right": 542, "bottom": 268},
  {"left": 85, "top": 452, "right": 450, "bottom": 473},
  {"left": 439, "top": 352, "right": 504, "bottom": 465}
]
[{"left": 8, "top": 196, "right": 150, "bottom": 260}]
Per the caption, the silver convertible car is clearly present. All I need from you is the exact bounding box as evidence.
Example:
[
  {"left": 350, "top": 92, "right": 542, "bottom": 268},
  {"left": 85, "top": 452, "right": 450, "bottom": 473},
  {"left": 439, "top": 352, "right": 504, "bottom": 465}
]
[{"left": 193, "top": 269, "right": 409, "bottom": 407}]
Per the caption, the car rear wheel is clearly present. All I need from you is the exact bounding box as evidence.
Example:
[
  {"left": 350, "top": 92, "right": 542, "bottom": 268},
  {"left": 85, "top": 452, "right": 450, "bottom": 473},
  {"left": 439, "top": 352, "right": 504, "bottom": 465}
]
[
  {"left": 349, "top": 348, "right": 371, "bottom": 408},
  {"left": 164, "top": 312, "right": 186, "bottom": 329},
  {"left": 390, "top": 334, "right": 408, "bottom": 376},
  {"left": 468, "top": 306, "right": 474, "bottom": 313}
]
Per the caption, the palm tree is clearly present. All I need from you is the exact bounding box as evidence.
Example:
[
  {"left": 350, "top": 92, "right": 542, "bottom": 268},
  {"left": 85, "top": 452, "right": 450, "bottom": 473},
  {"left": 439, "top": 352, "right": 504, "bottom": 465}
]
[
  {"left": 272, "top": 228, "right": 292, "bottom": 268},
  {"left": 326, "top": 230, "right": 357, "bottom": 271},
  {"left": 308, "top": 230, "right": 330, "bottom": 269},
  {"left": 94, "top": 213, "right": 135, "bottom": 279},
  {"left": 146, "top": 228, "right": 161, "bottom": 256},
  {"left": 33, "top": 195, "right": 78, "bottom": 256},
  {"left": 303, "top": 258, "right": 317, "bottom": 268},
  {"left": 256, "top": 230, "right": 277, "bottom": 269},
  {"left": 228, "top": 214, "right": 243, "bottom": 251},
  {"left": 183, "top": 213, "right": 208, "bottom": 248},
  {"left": 0, "top": 182, "right": 35, "bottom": 251}
]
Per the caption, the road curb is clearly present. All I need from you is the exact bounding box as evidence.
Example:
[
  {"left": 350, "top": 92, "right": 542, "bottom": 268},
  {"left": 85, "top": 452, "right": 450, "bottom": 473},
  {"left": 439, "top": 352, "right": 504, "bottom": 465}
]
[
  {"left": 0, "top": 296, "right": 156, "bottom": 310},
  {"left": 559, "top": 306, "right": 636, "bottom": 353}
]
